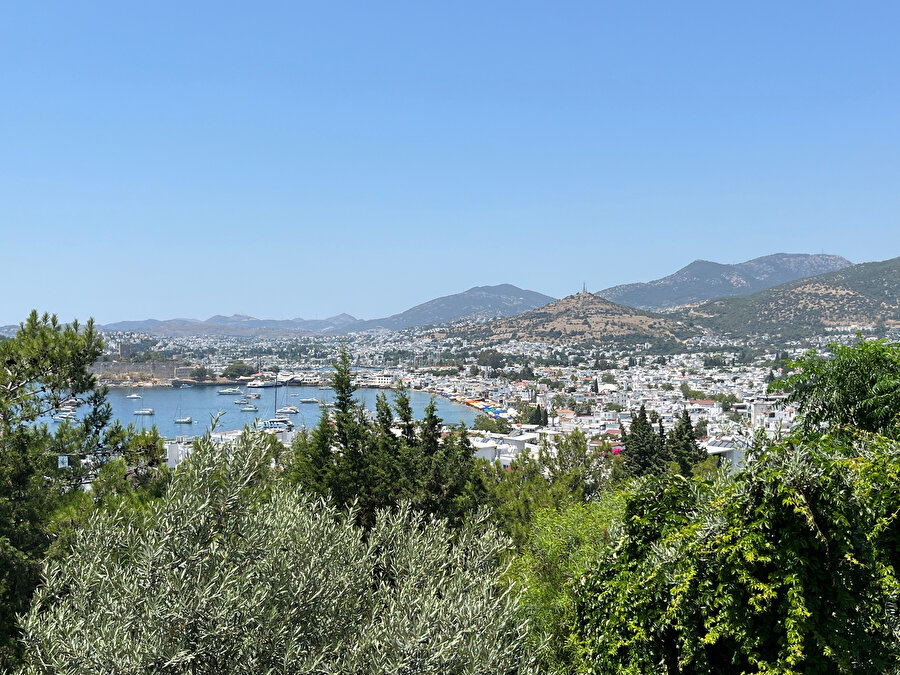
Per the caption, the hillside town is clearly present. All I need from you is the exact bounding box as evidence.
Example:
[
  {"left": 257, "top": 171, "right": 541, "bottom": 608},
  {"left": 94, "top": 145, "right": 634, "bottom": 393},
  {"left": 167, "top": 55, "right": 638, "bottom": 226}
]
[{"left": 92, "top": 324, "right": 826, "bottom": 471}]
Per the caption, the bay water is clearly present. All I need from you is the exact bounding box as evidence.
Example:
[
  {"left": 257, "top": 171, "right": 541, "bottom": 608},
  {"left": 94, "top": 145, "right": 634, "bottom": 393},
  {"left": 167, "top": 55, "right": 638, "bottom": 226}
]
[{"left": 94, "top": 385, "right": 479, "bottom": 439}]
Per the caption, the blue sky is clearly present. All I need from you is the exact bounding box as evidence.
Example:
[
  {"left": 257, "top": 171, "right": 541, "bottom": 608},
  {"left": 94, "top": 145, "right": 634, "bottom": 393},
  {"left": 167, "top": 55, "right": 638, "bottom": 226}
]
[{"left": 2, "top": 1, "right": 898, "bottom": 325}]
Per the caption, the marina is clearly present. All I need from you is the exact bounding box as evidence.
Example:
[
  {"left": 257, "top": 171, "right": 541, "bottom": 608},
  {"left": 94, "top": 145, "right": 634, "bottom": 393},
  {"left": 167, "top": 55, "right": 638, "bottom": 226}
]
[{"left": 58, "top": 385, "right": 481, "bottom": 439}]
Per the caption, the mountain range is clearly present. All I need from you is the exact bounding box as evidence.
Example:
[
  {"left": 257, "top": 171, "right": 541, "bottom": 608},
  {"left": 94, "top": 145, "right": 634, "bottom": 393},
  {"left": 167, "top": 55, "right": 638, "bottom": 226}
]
[
  {"left": 444, "top": 256, "right": 898, "bottom": 345},
  {"left": 98, "top": 285, "right": 556, "bottom": 337},
  {"left": 597, "top": 253, "right": 852, "bottom": 310},
  {"left": 676, "top": 256, "right": 900, "bottom": 337},
  {"left": 8, "top": 253, "right": 893, "bottom": 344}
]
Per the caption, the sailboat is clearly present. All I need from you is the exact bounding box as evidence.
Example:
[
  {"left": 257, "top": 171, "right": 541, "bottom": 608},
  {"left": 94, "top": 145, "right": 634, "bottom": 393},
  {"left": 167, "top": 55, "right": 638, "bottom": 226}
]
[{"left": 174, "top": 396, "right": 192, "bottom": 424}]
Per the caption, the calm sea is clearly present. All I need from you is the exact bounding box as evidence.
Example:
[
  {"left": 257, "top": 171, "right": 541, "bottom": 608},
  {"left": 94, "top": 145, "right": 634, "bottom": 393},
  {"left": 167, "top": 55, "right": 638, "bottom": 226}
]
[{"left": 85, "top": 385, "right": 480, "bottom": 439}]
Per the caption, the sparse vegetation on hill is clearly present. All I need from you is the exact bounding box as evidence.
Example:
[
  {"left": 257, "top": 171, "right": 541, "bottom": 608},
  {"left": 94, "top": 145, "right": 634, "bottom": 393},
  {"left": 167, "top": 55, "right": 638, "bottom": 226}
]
[
  {"left": 448, "top": 291, "right": 694, "bottom": 345},
  {"left": 679, "top": 257, "right": 900, "bottom": 337}
]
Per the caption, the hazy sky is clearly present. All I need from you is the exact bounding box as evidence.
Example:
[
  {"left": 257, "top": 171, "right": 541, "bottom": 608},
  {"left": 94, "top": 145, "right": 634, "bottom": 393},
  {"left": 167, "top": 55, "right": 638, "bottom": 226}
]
[{"left": 2, "top": 2, "right": 898, "bottom": 325}]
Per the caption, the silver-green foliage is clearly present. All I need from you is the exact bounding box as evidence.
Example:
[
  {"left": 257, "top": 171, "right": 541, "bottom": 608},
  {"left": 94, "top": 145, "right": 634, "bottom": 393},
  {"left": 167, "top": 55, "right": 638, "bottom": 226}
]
[{"left": 19, "top": 432, "right": 535, "bottom": 674}]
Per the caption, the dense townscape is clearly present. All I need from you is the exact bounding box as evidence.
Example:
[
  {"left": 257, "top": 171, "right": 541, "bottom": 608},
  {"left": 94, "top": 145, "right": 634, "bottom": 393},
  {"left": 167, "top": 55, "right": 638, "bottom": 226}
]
[{"left": 94, "top": 317, "right": 893, "bottom": 471}]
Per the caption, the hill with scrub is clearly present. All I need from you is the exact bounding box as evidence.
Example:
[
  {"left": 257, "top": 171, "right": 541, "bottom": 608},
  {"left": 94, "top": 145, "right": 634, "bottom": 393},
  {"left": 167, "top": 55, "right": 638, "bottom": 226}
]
[
  {"left": 445, "top": 291, "right": 692, "bottom": 345},
  {"left": 677, "top": 256, "right": 900, "bottom": 337}
]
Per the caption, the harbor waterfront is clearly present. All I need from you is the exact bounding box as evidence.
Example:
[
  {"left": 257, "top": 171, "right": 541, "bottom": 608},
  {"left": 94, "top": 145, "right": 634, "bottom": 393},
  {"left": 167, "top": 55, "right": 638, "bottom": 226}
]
[{"left": 96, "top": 385, "right": 480, "bottom": 439}]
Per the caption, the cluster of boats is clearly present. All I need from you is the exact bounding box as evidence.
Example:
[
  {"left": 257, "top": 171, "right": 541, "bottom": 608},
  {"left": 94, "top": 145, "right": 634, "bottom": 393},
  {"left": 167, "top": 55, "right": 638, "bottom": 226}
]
[
  {"left": 51, "top": 398, "right": 79, "bottom": 423},
  {"left": 216, "top": 385, "right": 323, "bottom": 431},
  {"left": 125, "top": 391, "right": 157, "bottom": 418},
  {"left": 231, "top": 392, "right": 261, "bottom": 412}
]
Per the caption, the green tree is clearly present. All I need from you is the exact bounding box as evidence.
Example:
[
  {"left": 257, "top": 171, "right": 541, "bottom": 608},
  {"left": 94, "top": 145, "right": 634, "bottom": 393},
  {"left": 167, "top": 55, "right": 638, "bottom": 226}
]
[
  {"left": 476, "top": 453, "right": 564, "bottom": 547},
  {"left": 622, "top": 405, "right": 668, "bottom": 478},
  {"left": 392, "top": 385, "right": 417, "bottom": 448},
  {"left": 0, "top": 312, "right": 102, "bottom": 433},
  {"left": 19, "top": 432, "right": 538, "bottom": 673},
  {"left": 0, "top": 312, "right": 111, "bottom": 668},
  {"left": 511, "top": 493, "right": 628, "bottom": 671},
  {"left": 288, "top": 404, "right": 335, "bottom": 496},
  {"left": 189, "top": 366, "right": 211, "bottom": 381},
  {"left": 694, "top": 418, "right": 708, "bottom": 439},
  {"left": 666, "top": 409, "right": 706, "bottom": 475},
  {"left": 221, "top": 360, "right": 255, "bottom": 379},
  {"left": 477, "top": 349, "right": 504, "bottom": 369},
  {"left": 472, "top": 415, "right": 512, "bottom": 434},
  {"left": 772, "top": 337, "right": 900, "bottom": 438},
  {"left": 538, "top": 428, "right": 608, "bottom": 500}
]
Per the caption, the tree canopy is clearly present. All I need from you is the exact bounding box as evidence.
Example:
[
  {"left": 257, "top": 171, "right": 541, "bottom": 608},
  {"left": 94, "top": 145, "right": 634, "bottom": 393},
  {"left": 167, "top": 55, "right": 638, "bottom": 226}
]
[
  {"left": 19, "top": 432, "right": 536, "bottom": 674},
  {"left": 772, "top": 337, "right": 900, "bottom": 438}
]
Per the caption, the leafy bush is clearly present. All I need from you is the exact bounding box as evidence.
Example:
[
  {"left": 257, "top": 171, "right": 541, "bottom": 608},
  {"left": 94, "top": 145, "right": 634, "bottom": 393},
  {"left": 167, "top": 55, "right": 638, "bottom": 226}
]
[{"left": 573, "top": 436, "right": 900, "bottom": 674}]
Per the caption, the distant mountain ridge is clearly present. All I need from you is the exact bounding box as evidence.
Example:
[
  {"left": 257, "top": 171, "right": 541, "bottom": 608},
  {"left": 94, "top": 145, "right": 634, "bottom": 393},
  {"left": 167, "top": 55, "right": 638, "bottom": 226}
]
[
  {"left": 676, "top": 256, "right": 900, "bottom": 337},
  {"left": 343, "top": 284, "right": 556, "bottom": 333},
  {"left": 98, "top": 285, "right": 555, "bottom": 337},
  {"left": 101, "top": 313, "right": 360, "bottom": 337},
  {"left": 598, "top": 253, "right": 852, "bottom": 310}
]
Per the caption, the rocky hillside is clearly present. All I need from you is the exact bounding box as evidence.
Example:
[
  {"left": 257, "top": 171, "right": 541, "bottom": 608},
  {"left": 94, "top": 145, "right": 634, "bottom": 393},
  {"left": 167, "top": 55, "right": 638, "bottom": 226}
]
[{"left": 598, "top": 253, "right": 852, "bottom": 310}]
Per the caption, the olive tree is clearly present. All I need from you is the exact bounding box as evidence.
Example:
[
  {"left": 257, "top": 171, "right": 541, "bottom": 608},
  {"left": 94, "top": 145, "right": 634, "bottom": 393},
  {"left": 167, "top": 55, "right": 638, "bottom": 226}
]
[{"left": 19, "top": 430, "right": 537, "bottom": 674}]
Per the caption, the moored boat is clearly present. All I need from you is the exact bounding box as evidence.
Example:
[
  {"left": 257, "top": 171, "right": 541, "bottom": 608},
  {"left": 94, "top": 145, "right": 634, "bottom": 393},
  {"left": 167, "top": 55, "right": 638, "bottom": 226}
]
[{"left": 259, "top": 418, "right": 294, "bottom": 430}]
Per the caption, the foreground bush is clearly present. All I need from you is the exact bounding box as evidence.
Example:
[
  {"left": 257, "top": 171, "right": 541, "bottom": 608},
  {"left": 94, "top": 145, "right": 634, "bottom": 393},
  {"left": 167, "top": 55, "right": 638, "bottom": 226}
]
[
  {"left": 18, "top": 432, "right": 536, "bottom": 674},
  {"left": 574, "top": 435, "right": 900, "bottom": 674}
]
